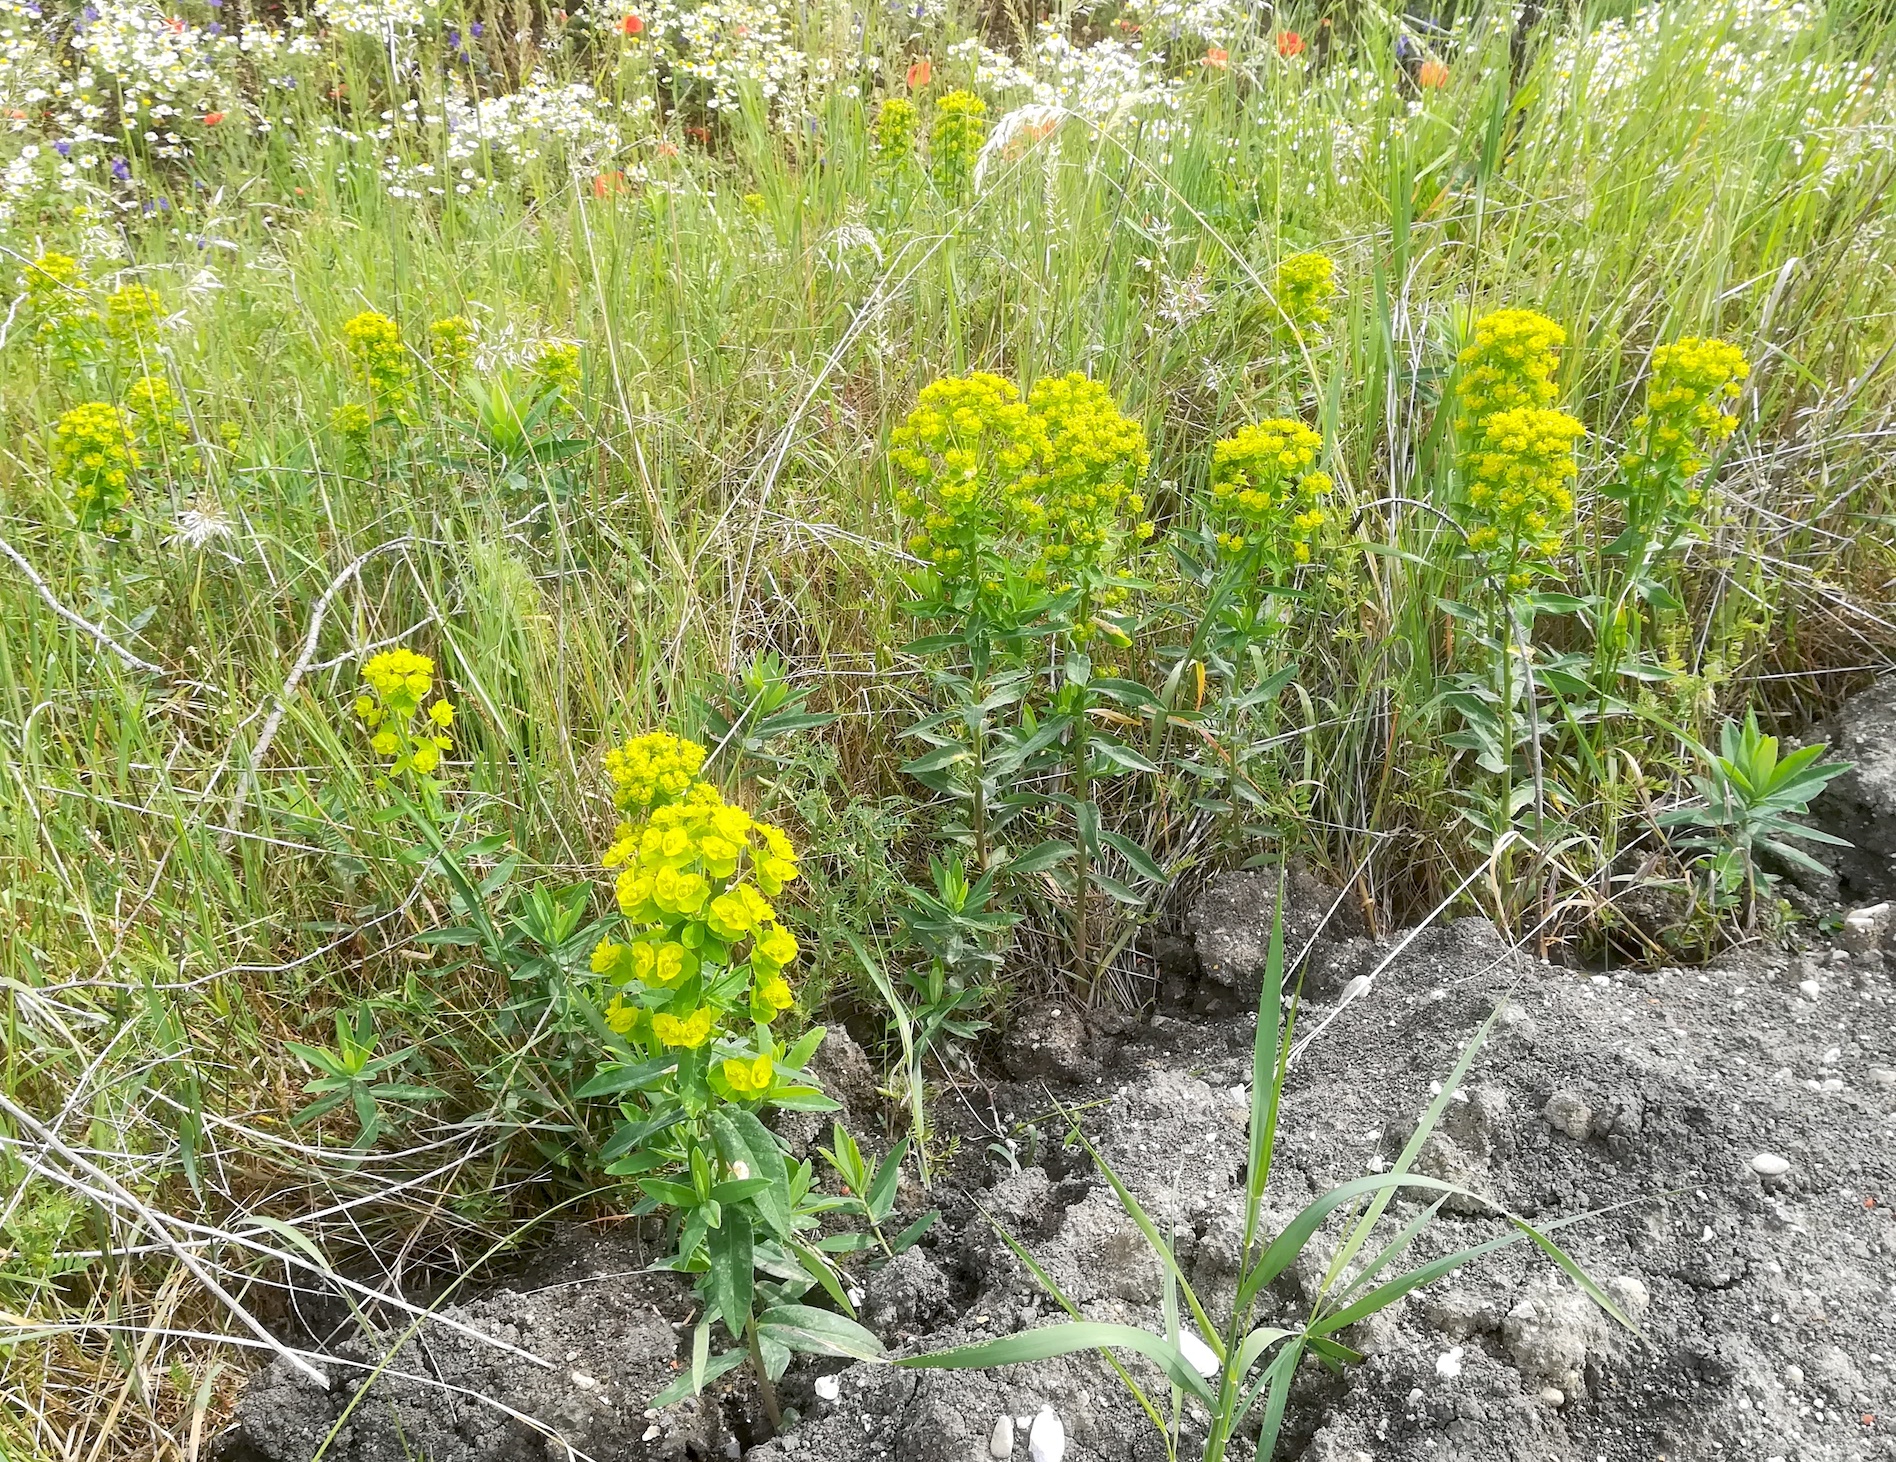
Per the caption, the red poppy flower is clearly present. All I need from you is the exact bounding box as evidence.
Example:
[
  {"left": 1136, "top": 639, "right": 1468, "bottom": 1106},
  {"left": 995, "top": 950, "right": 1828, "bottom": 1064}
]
[
  {"left": 618, "top": 12, "right": 642, "bottom": 34},
  {"left": 203, "top": 110, "right": 225, "bottom": 125},
  {"left": 906, "top": 57, "right": 931, "bottom": 89},
  {"left": 1277, "top": 30, "right": 1304, "bottom": 56},
  {"left": 593, "top": 170, "right": 625, "bottom": 196},
  {"left": 1203, "top": 46, "right": 1228, "bottom": 68}
]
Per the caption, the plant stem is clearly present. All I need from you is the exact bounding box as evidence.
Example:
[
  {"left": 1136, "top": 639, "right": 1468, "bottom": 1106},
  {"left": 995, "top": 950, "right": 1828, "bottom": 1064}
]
[
  {"left": 1071, "top": 594, "right": 1093, "bottom": 998},
  {"left": 746, "top": 1314, "right": 783, "bottom": 1435}
]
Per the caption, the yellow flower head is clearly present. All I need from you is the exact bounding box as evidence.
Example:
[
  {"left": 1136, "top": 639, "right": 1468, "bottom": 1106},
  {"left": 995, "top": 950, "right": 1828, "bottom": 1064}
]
[
  {"left": 330, "top": 402, "right": 373, "bottom": 444},
  {"left": 1020, "top": 373, "right": 1152, "bottom": 587},
  {"left": 105, "top": 284, "right": 164, "bottom": 345},
  {"left": 357, "top": 649, "right": 455, "bottom": 779},
  {"left": 890, "top": 372, "right": 1043, "bottom": 583},
  {"left": 652, "top": 1004, "right": 715, "bottom": 1048},
  {"left": 604, "top": 732, "right": 706, "bottom": 811},
  {"left": 1275, "top": 252, "right": 1336, "bottom": 331},
  {"left": 53, "top": 402, "right": 139, "bottom": 536},
  {"left": 930, "top": 89, "right": 987, "bottom": 189},
  {"left": 22, "top": 251, "right": 86, "bottom": 306},
  {"left": 1614, "top": 336, "right": 1748, "bottom": 541},
  {"left": 1207, "top": 418, "right": 1331, "bottom": 578},
  {"left": 342, "top": 311, "right": 412, "bottom": 404},
  {"left": 430, "top": 315, "right": 476, "bottom": 378},
  {"left": 875, "top": 96, "right": 919, "bottom": 162},
  {"left": 722, "top": 1053, "right": 774, "bottom": 1095},
  {"left": 533, "top": 342, "right": 581, "bottom": 399},
  {"left": 1455, "top": 308, "right": 1565, "bottom": 435},
  {"left": 1459, "top": 405, "right": 1584, "bottom": 583}
]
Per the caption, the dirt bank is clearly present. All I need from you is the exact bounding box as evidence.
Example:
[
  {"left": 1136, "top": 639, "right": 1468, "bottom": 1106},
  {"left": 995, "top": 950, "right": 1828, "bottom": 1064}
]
[{"left": 225, "top": 885, "right": 1896, "bottom": 1462}]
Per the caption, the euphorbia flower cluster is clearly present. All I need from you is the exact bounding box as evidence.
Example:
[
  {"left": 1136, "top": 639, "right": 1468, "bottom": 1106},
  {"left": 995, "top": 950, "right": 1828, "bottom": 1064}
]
[{"left": 590, "top": 733, "right": 801, "bottom": 1102}]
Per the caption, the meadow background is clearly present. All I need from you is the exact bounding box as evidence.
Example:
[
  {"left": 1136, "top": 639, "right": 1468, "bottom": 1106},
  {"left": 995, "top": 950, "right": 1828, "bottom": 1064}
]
[{"left": 2, "top": 0, "right": 1894, "bottom": 1451}]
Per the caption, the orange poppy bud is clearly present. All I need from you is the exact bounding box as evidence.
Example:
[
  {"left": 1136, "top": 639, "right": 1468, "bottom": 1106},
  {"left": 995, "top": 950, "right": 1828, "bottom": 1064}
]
[
  {"left": 906, "top": 57, "right": 931, "bottom": 88},
  {"left": 1418, "top": 58, "right": 1450, "bottom": 88},
  {"left": 1204, "top": 46, "right": 1228, "bottom": 68},
  {"left": 1277, "top": 30, "right": 1304, "bottom": 56}
]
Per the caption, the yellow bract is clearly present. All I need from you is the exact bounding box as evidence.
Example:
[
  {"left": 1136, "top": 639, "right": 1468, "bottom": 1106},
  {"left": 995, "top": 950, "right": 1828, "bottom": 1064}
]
[
  {"left": 652, "top": 1005, "right": 714, "bottom": 1048},
  {"left": 1275, "top": 252, "right": 1336, "bottom": 331},
  {"left": 53, "top": 402, "right": 139, "bottom": 537},
  {"left": 1207, "top": 418, "right": 1333, "bottom": 576},
  {"left": 356, "top": 649, "right": 456, "bottom": 780},
  {"left": 722, "top": 1053, "right": 774, "bottom": 1095}
]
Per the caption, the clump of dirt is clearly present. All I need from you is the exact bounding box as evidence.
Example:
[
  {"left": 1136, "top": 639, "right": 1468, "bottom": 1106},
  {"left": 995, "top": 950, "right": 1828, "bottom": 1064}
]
[
  {"left": 225, "top": 871, "right": 1896, "bottom": 1461},
  {"left": 225, "top": 1234, "right": 722, "bottom": 1462}
]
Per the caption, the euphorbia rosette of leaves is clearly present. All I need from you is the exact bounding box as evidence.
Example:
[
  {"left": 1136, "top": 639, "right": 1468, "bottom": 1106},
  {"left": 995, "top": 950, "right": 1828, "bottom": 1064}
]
[
  {"left": 586, "top": 733, "right": 811, "bottom": 1115},
  {"left": 1205, "top": 418, "right": 1334, "bottom": 580}
]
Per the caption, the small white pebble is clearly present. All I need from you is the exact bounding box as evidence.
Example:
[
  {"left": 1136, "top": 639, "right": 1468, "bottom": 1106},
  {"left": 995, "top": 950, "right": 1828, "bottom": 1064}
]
[
  {"left": 1751, "top": 1153, "right": 1791, "bottom": 1177},
  {"left": 1177, "top": 1330, "right": 1220, "bottom": 1378},
  {"left": 1539, "top": 1386, "right": 1565, "bottom": 1406},
  {"left": 570, "top": 1371, "right": 596, "bottom": 1390},
  {"left": 990, "top": 1414, "right": 1015, "bottom": 1458},
  {"left": 642, "top": 1425, "right": 661, "bottom": 1442},
  {"left": 814, "top": 1374, "right": 841, "bottom": 1402},
  {"left": 1436, "top": 1346, "right": 1464, "bottom": 1381},
  {"left": 1785, "top": 1364, "right": 1805, "bottom": 1386},
  {"left": 1799, "top": 979, "right": 1822, "bottom": 1000},
  {"left": 1028, "top": 1405, "right": 1065, "bottom": 1462}
]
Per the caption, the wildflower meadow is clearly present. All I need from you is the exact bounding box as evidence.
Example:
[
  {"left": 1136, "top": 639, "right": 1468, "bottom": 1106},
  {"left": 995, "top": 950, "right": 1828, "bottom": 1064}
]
[{"left": 1, "top": 0, "right": 1893, "bottom": 1452}]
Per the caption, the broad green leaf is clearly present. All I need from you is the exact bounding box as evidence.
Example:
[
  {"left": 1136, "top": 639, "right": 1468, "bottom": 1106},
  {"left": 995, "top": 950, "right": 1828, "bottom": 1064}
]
[
  {"left": 889, "top": 1209, "right": 941, "bottom": 1255},
  {"left": 576, "top": 1056, "right": 677, "bottom": 1100},
  {"left": 1100, "top": 830, "right": 1165, "bottom": 884},
  {"left": 756, "top": 1304, "right": 885, "bottom": 1361},
  {"left": 900, "top": 1322, "right": 1213, "bottom": 1403},
  {"left": 710, "top": 1107, "right": 793, "bottom": 1239},
  {"left": 650, "top": 1346, "right": 746, "bottom": 1408},
  {"left": 1006, "top": 840, "right": 1077, "bottom": 875},
  {"left": 710, "top": 1209, "right": 754, "bottom": 1336}
]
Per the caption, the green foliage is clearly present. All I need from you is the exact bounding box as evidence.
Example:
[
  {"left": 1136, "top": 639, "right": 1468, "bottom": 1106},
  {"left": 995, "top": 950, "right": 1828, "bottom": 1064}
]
[
  {"left": 896, "top": 854, "right": 1014, "bottom": 1049},
  {"left": 1658, "top": 711, "right": 1853, "bottom": 926},
  {"left": 285, "top": 1003, "right": 445, "bottom": 1149}
]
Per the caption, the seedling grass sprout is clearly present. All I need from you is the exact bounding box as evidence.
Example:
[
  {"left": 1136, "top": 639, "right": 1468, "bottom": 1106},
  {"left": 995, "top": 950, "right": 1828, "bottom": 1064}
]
[{"left": 903, "top": 884, "right": 1637, "bottom": 1461}]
